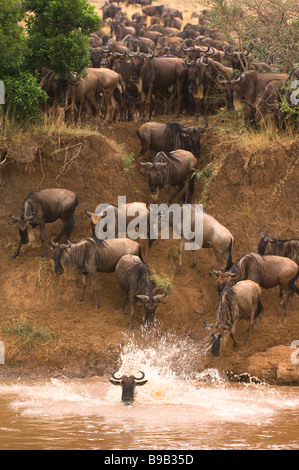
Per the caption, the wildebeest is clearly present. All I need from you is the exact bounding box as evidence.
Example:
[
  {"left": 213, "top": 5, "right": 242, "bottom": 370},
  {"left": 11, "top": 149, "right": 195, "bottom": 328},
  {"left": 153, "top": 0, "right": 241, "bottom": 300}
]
[
  {"left": 41, "top": 67, "right": 132, "bottom": 124},
  {"left": 115, "top": 254, "right": 165, "bottom": 329},
  {"left": 137, "top": 120, "right": 207, "bottom": 160},
  {"left": 187, "top": 57, "right": 233, "bottom": 118},
  {"left": 52, "top": 236, "right": 142, "bottom": 308},
  {"left": 253, "top": 79, "right": 284, "bottom": 128},
  {"left": 85, "top": 202, "right": 153, "bottom": 253},
  {"left": 9, "top": 188, "right": 78, "bottom": 259},
  {"left": 217, "top": 70, "right": 289, "bottom": 125},
  {"left": 206, "top": 280, "right": 263, "bottom": 356},
  {"left": 258, "top": 233, "right": 299, "bottom": 265},
  {"left": 140, "top": 150, "right": 197, "bottom": 203},
  {"left": 109, "top": 371, "right": 147, "bottom": 404},
  {"left": 213, "top": 253, "right": 299, "bottom": 316},
  {"left": 128, "top": 52, "right": 188, "bottom": 120},
  {"left": 164, "top": 204, "right": 234, "bottom": 272}
]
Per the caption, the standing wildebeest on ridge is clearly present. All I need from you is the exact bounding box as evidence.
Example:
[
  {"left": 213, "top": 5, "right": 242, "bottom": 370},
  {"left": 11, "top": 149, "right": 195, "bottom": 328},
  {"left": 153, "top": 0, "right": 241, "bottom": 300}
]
[
  {"left": 140, "top": 150, "right": 197, "bottom": 203},
  {"left": 217, "top": 70, "right": 289, "bottom": 125},
  {"left": 137, "top": 120, "right": 208, "bottom": 160},
  {"left": 129, "top": 52, "right": 188, "bottom": 120},
  {"left": 213, "top": 253, "right": 299, "bottom": 316},
  {"left": 115, "top": 254, "right": 165, "bottom": 329},
  {"left": 52, "top": 236, "right": 142, "bottom": 309},
  {"left": 9, "top": 188, "right": 78, "bottom": 259},
  {"left": 206, "top": 280, "right": 263, "bottom": 356},
  {"left": 109, "top": 371, "right": 147, "bottom": 404}
]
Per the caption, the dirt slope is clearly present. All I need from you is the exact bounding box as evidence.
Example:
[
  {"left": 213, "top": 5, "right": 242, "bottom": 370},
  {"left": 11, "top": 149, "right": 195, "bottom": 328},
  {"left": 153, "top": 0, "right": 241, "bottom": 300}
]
[{"left": 0, "top": 122, "right": 298, "bottom": 383}]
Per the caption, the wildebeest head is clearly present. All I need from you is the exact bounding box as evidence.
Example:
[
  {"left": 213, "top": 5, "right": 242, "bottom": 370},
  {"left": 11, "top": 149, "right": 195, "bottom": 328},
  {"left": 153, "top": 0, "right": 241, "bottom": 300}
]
[
  {"left": 136, "top": 293, "right": 166, "bottom": 326},
  {"left": 9, "top": 214, "right": 34, "bottom": 245},
  {"left": 212, "top": 269, "right": 238, "bottom": 294},
  {"left": 140, "top": 159, "right": 168, "bottom": 197},
  {"left": 217, "top": 74, "right": 243, "bottom": 111},
  {"left": 257, "top": 232, "right": 276, "bottom": 255},
  {"left": 205, "top": 321, "right": 229, "bottom": 356},
  {"left": 51, "top": 239, "right": 72, "bottom": 275},
  {"left": 109, "top": 371, "right": 148, "bottom": 404},
  {"left": 128, "top": 50, "right": 154, "bottom": 85}
]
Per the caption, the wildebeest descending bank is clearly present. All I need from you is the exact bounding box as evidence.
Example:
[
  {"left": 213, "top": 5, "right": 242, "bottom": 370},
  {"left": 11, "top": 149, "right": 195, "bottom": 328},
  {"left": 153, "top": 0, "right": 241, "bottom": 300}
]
[
  {"left": 140, "top": 150, "right": 197, "bottom": 203},
  {"left": 206, "top": 280, "right": 263, "bottom": 356},
  {"left": 213, "top": 253, "right": 299, "bottom": 316},
  {"left": 115, "top": 254, "right": 165, "bottom": 329},
  {"left": 171, "top": 204, "right": 234, "bottom": 272},
  {"left": 9, "top": 188, "right": 78, "bottom": 259},
  {"left": 52, "top": 236, "right": 142, "bottom": 309},
  {"left": 137, "top": 120, "right": 208, "bottom": 160},
  {"left": 258, "top": 233, "right": 299, "bottom": 265}
]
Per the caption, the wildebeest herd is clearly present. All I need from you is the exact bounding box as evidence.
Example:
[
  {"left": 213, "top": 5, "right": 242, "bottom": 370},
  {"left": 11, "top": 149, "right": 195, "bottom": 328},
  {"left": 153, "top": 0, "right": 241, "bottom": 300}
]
[
  {"left": 7, "top": 0, "right": 299, "bottom": 403},
  {"left": 39, "top": 1, "right": 299, "bottom": 129}
]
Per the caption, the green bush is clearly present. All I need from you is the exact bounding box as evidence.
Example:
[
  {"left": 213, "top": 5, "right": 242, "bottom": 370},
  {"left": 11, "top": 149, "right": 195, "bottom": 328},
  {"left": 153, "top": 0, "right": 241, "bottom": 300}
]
[{"left": 3, "top": 72, "right": 48, "bottom": 120}]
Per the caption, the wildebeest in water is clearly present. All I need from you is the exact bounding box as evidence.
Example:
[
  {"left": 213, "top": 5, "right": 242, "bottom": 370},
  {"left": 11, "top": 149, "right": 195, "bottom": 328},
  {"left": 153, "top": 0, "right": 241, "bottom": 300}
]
[{"left": 109, "top": 371, "right": 148, "bottom": 404}]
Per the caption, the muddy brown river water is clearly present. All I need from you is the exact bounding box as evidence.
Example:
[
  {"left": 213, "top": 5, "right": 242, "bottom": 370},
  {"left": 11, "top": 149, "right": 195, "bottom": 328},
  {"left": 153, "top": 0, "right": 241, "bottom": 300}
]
[{"left": 0, "top": 332, "right": 298, "bottom": 450}]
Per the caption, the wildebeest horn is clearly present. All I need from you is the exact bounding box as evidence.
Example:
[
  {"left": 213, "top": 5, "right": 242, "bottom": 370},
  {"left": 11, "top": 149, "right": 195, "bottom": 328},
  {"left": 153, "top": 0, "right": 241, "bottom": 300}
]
[
  {"left": 136, "top": 294, "right": 150, "bottom": 301},
  {"left": 197, "top": 117, "right": 208, "bottom": 131},
  {"left": 231, "top": 74, "right": 243, "bottom": 84},
  {"left": 212, "top": 269, "right": 222, "bottom": 276},
  {"left": 85, "top": 209, "right": 94, "bottom": 218},
  {"left": 224, "top": 271, "right": 238, "bottom": 278},
  {"left": 200, "top": 55, "right": 209, "bottom": 66},
  {"left": 111, "top": 371, "right": 122, "bottom": 381},
  {"left": 153, "top": 293, "right": 167, "bottom": 301},
  {"left": 60, "top": 240, "right": 72, "bottom": 250},
  {"left": 50, "top": 238, "right": 59, "bottom": 247},
  {"left": 8, "top": 214, "right": 20, "bottom": 224},
  {"left": 0, "top": 156, "right": 7, "bottom": 165},
  {"left": 133, "top": 371, "right": 145, "bottom": 381},
  {"left": 154, "top": 162, "right": 168, "bottom": 169},
  {"left": 140, "top": 162, "right": 153, "bottom": 170},
  {"left": 216, "top": 75, "right": 228, "bottom": 85},
  {"left": 203, "top": 318, "right": 216, "bottom": 330},
  {"left": 9, "top": 214, "right": 20, "bottom": 222}
]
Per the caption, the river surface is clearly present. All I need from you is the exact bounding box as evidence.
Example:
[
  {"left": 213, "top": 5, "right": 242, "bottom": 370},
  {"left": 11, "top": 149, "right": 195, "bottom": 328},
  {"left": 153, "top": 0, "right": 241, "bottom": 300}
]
[{"left": 0, "top": 330, "right": 298, "bottom": 450}]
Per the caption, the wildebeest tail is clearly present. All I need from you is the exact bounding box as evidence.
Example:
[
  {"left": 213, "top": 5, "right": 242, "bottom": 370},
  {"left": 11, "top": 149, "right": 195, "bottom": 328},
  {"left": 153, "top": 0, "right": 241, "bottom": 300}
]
[
  {"left": 118, "top": 77, "right": 137, "bottom": 103},
  {"left": 225, "top": 239, "right": 234, "bottom": 271},
  {"left": 255, "top": 299, "right": 263, "bottom": 319},
  {"left": 290, "top": 268, "right": 299, "bottom": 294},
  {"left": 138, "top": 246, "right": 144, "bottom": 263}
]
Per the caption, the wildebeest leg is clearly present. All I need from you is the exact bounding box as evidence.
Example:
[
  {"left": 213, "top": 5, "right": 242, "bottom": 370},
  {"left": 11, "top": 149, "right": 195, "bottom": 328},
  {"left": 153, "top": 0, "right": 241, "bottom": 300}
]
[
  {"left": 11, "top": 240, "right": 23, "bottom": 259},
  {"left": 121, "top": 293, "right": 128, "bottom": 310},
  {"left": 128, "top": 293, "right": 135, "bottom": 329},
  {"left": 177, "top": 238, "right": 185, "bottom": 272},
  {"left": 168, "top": 183, "right": 184, "bottom": 203},
  {"left": 79, "top": 273, "right": 88, "bottom": 303},
  {"left": 39, "top": 223, "right": 47, "bottom": 258},
  {"left": 190, "top": 249, "right": 197, "bottom": 269},
  {"left": 92, "top": 272, "right": 100, "bottom": 309},
  {"left": 139, "top": 141, "right": 149, "bottom": 159},
  {"left": 278, "top": 287, "right": 293, "bottom": 316},
  {"left": 230, "top": 320, "right": 238, "bottom": 346}
]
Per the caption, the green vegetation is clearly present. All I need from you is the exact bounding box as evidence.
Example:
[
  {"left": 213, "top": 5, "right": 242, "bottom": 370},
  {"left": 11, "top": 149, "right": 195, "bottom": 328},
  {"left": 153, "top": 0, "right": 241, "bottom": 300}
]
[
  {"left": 3, "top": 316, "right": 53, "bottom": 348},
  {"left": 23, "top": 0, "right": 101, "bottom": 79},
  {"left": 122, "top": 151, "right": 135, "bottom": 170},
  {"left": 200, "top": 0, "right": 299, "bottom": 72},
  {"left": 0, "top": 0, "right": 101, "bottom": 122},
  {"left": 151, "top": 271, "right": 174, "bottom": 295}
]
